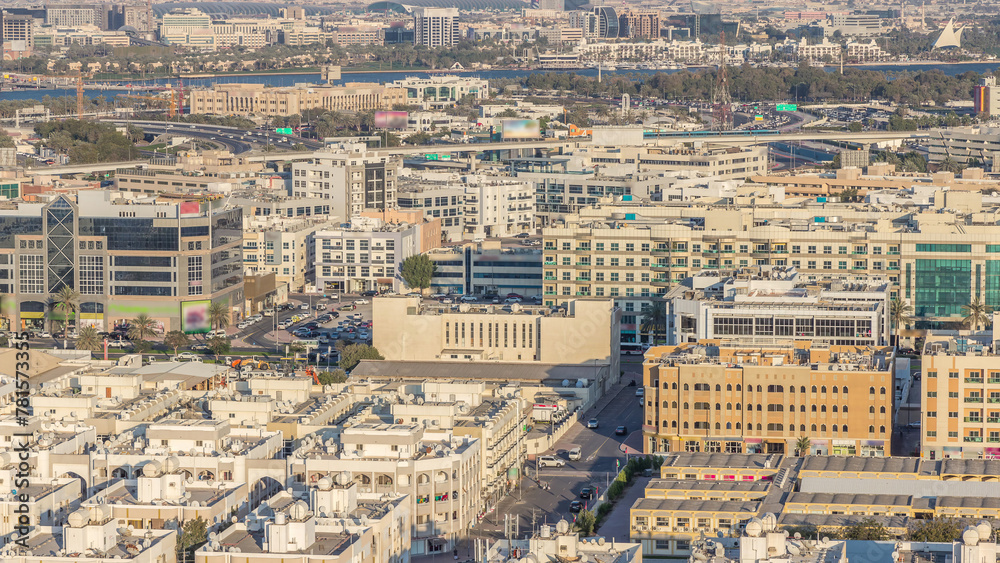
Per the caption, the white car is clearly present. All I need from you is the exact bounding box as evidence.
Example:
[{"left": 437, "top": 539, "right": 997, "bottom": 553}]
[
  {"left": 34, "top": 331, "right": 51, "bottom": 338},
  {"left": 299, "top": 303, "right": 309, "bottom": 310},
  {"left": 537, "top": 455, "right": 565, "bottom": 468},
  {"left": 175, "top": 352, "right": 199, "bottom": 361},
  {"left": 262, "top": 309, "right": 274, "bottom": 317},
  {"left": 504, "top": 297, "right": 522, "bottom": 303},
  {"left": 237, "top": 321, "right": 249, "bottom": 329},
  {"left": 354, "top": 299, "right": 369, "bottom": 305}
]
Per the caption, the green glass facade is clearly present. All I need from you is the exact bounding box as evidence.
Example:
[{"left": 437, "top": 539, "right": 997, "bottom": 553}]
[
  {"left": 914, "top": 259, "right": 971, "bottom": 317},
  {"left": 986, "top": 261, "right": 1000, "bottom": 310},
  {"left": 915, "top": 244, "right": 972, "bottom": 253}
]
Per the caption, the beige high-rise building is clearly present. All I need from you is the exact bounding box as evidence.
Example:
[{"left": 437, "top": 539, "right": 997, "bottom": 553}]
[{"left": 920, "top": 329, "right": 1000, "bottom": 460}]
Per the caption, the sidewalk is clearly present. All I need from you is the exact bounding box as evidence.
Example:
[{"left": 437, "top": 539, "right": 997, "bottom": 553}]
[{"left": 595, "top": 476, "right": 650, "bottom": 541}]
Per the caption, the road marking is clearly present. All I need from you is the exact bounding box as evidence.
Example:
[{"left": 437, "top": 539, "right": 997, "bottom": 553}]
[{"left": 587, "top": 435, "right": 614, "bottom": 462}]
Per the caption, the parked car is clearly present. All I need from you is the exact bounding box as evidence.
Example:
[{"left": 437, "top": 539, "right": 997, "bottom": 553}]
[
  {"left": 33, "top": 331, "right": 51, "bottom": 338},
  {"left": 537, "top": 455, "right": 565, "bottom": 468},
  {"left": 175, "top": 352, "right": 199, "bottom": 361},
  {"left": 586, "top": 418, "right": 599, "bottom": 429},
  {"left": 314, "top": 304, "right": 326, "bottom": 311},
  {"left": 340, "top": 304, "right": 356, "bottom": 311},
  {"left": 615, "top": 425, "right": 628, "bottom": 436},
  {"left": 504, "top": 297, "right": 521, "bottom": 303},
  {"left": 515, "top": 233, "right": 531, "bottom": 238},
  {"left": 237, "top": 321, "right": 250, "bottom": 330},
  {"left": 460, "top": 295, "right": 478, "bottom": 302},
  {"left": 361, "top": 290, "right": 378, "bottom": 297},
  {"left": 635, "top": 388, "right": 644, "bottom": 397},
  {"left": 354, "top": 299, "right": 369, "bottom": 305}
]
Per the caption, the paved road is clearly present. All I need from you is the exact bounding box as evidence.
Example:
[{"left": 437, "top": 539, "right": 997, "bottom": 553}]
[{"left": 477, "top": 369, "right": 644, "bottom": 538}]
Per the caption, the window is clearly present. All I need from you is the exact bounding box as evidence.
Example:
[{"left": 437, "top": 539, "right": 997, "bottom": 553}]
[
  {"left": 79, "top": 255, "right": 104, "bottom": 295},
  {"left": 188, "top": 256, "right": 203, "bottom": 296},
  {"left": 18, "top": 255, "right": 44, "bottom": 293}
]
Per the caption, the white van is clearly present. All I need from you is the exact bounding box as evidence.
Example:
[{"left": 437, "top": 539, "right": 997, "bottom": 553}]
[
  {"left": 568, "top": 447, "right": 582, "bottom": 461},
  {"left": 207, "top": 329, "right": 227, "bottom": 338}
]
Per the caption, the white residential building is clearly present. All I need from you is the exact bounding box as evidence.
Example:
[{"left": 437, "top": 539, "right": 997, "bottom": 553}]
[
  {"left": 289, "top": 145, "right": 402, "bottom": 219},
  {"left": 413, "top": 7, "right": 460, "bottom": 47}
]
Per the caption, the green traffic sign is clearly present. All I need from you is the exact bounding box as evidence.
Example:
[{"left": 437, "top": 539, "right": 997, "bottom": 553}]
[
  {"left": 275, "top": 128, "right": 293, "bottom": 134},
  {"left": 776, "top": 104, "right": 798, "bottom": 112}
]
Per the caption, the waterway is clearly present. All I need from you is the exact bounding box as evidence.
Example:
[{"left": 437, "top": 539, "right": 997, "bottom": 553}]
[{"left": 1, "top": 61, "right": 996, "bottom": 103}]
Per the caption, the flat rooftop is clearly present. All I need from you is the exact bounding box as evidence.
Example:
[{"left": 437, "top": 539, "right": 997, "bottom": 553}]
[{"left": 659, "top": 453, "right": 782, "bottom": 470}]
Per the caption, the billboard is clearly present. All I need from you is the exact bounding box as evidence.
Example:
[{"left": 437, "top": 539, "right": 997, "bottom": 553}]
[
  {"left": 181, "top": 300, "right": 211, "bottom": 334},
  {"left": 375, "top": 111, "right": 408, "bottom": 130},
  {"left": 501, "top": 119, "right": 541, "bottom": 139}
]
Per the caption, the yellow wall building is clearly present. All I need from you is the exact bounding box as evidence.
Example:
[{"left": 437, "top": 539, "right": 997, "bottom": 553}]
[{"left": 188, "top": 83, "right": 407, "bottom": 116}]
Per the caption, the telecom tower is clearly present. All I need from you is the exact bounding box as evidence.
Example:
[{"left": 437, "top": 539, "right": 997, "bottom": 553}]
[{"left": 711, "top": 31, "right": 733, "bottom": 131}]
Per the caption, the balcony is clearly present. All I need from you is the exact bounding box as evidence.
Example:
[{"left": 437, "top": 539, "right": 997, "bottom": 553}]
[
  {"left": 544, "top": 291, "right": 557, "bottom": 296},
  {"left": 989, "top": 378, "right": 1000, "bottom": 384},
  {"left": 544, "top": 276, "right": 557, "bottom": 281},
  {"left": 887, "top": 266, "right": 900, "bottom": 271},
  {"left": 964, "top": 436, "right": 984, "bottom": 443},
  {"left": 651, "top": 279, "right": 672, "bottom": 287},
  {"left": 544, "top": 261, "right": 557, "bottom": 266},
  {"left": 965, "top": 397, "right": 984, "bottom": 403},
  {"left": 989, "top": 437, "right": 1000, "bottom": 443},
  {"left": 989, "top": 397, "right": 1000, "bottom": 403},
  {"left": 887, "top": 251, "right": 900, "bottom": 255},
  {"left": 988, "top": 418, "right": 1000, "bottom": 424},
  {"left": 966, "top": 378, "right": 984, "bottom": 384},
  {"left": 652, "top": 264, "right": 670, "bottom": 271},
  {"left": 964, "top": 417, "right": 983, "bottom": 423}
]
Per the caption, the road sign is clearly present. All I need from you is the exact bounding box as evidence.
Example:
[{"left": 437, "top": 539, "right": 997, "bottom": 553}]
[
  {"left": 776, "top": 104, "right": 798, "bottom": 112},
  {"left": 275, "top": 128, "right": 293, "bottom": 134},
  {"left": 755, "top": 115, "right": 764, "bottom": 121}
]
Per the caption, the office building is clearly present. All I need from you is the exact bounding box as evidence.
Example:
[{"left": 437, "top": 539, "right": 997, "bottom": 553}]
[
  {"left": 594, "top": 6, "right": 619, "bottom": 38},
  {"left": 290, "top": 146, "right": 402, "bottom": 218},
  {"left": 569, "top": 11, "right": 599, "bottom": 38},
  {"left": 668, "top": 267, "right": 891, "bottom": 347},
  {"left": 542, "top": 195, "right": 1000, "bottom": 332},
  {"left": 373, "top": 297, "right": 620, "bottom": 378},
  {"left": 0, "top": 191, "right": 243, "bottom": 333},
  {"left": 641, "top": 342, "right": 895, "bottom": 456},
  {"left": 920, "top": 329, "right": 1000, "bottom": 460},
  {"left": 413, "top": 7, "right": 460, "bottom": 47},
  {"left": 828, "top": 12, "right": 883, "bottom": 36},
  {"left": 973, "top": 76, "right": 1000, "bottom": 117},
  {"left": 1, "top": 11, "right": 34, "bottom": 48},
  {"left": 426, "top": 243, "right": 543, "bottom": 296},
  {"left": 314, "top": 215, "right": 440, "bottom": 294},
  {"left": 188, "top": 82, "right": 407, "bottom": 117},
  {"left": 388, "top": 75, "right": 489, "bottom": 109},
  {"left": 619, "top": 9, "right": 660, "bottom": 39}
]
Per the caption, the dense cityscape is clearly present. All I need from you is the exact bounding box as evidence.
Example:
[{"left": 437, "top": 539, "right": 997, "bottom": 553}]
[{"left": 1, "top": 0, "right": 1000, "bottom": 562}]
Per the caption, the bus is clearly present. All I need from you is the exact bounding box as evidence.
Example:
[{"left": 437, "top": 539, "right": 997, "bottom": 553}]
[{"left": 620, "top": 343, "right": 650, "bottom": 355}]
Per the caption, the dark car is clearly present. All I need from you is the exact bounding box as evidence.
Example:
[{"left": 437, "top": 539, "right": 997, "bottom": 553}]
[
  {"left": 331, "top": 311, "right": 340, "bottom": 318},
  {"left": 569, "top": 501, "right": 582, "bottom": 513},
  {"left": 579, "top": 487, "right": 593, "bottom": 499},
  {"left": 615, "top": 425, "right": 628, "bottom": 436},
  {"left": 361, "top": 290, "right": 378, "bottom": 297},
  {"left": 514, "top": 233, "right": 531, "bottom": 238}
]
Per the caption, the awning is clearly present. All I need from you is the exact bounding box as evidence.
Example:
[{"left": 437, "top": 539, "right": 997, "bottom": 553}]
[
  {"left": 744, "top": 438, "right": 762, "bottom": 444},
  {"left": 427, "top": 538, "right": 448, "bottom": 547},
  {"left": 376, "top": 278, "right": 394, "bottom": 285}
]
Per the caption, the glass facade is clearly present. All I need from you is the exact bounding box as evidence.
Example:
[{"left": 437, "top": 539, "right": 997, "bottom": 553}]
[
  {"left": 915, "top": 259, "right": 971, "bottom": 317},
  {"left": 45, "top": 197, "right": 75, "bottom": 294},
  {"left": 113, "top": 256, "right": 173, "bottom": 268},
  {"left": 0, "top": 217, "right": 43, "bottom": 249},
  {"left": 79, "top": 218, "right": 179, "bottom": 252},
  {"left": 915, "top": 244, "right": 971, "bottom": 253},
  {"left": 211, "top": 209, "right": 242, "bottom": 247},
  {"left": 986, "top": 261, "right": 1000, "bottom": 310}
]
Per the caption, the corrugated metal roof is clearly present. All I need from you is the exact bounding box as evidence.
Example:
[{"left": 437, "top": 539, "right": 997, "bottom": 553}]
[{"left": 800, "top": 476, "right": 1000, "bottom": 499}]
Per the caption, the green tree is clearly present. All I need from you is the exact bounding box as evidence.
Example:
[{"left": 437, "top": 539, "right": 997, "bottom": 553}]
[
  {"left": 76, "top": 325, "right": 102, "bottom": 352},
  {"left": 907, "top": 518, "right": 964, "bottom": 542},
  {"left": 796, "top": 436, "right": 812, "bottom": 456},
  {"left": 126, "top": 125, "right": 145, "bottom": 143},
  {"left": 840, "top": 518, "right": 890, "bottom": 540},
  {"left": 404, "top": 131, "right": 432, "bottom": 145},
  {"left": 938, "top": 156, "right": 964, "bottom": 174},
  {"left": 127, "top": 312, "right": 158, "bottom": 342},
  {"left": 339, "top": 344, "right": 384, "bottom": 371},
  {"left": 318, "top": 369, "right": 348, "bottom": 385},
  {"left": 962, "top": 296, "right": 991, "bottom": 331},
  {"left": 848, "top": 122, "right": 863, "bottom": 132},
  {"left": 52, "top": 285, "right": 80, "bottom": 349},
  {"left": 207, "top": 336, "right": 231, "bottom": 361},
  {"left": 889, "top": 298, "right": 912, "bottom": 347},
  {"left": 639, "top": 300, "right": 666, "bottom": 344},
  {"left": 165, "top": 330, "right": 190, "bottom": 357},
  {"left": 0, "top": 132, "right": 14, "bottom": 148},
  {"left": 498, "top": 107, "right": 520, "bottom": 118},
  {"left": 177, "top": 515, "right": 208, "bottom": 560},
  {"left": 575, "top": 509, "right": 597, "bottom": 536},
  {"left": 209, "top": 301, "right": 230, "bottom": 331},
  {"left": 400, "top": 254, "right": 436, "bottom": 290}
]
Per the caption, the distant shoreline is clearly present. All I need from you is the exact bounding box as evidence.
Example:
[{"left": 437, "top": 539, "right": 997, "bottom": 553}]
[{"left": 847, "top": 60, "right": 997, "bottom": 67}]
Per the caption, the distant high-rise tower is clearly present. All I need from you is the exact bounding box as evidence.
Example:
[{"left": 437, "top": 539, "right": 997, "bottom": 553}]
[
  {"left": 413, "top": 7, "right": 460, "bottom": 47},
  {"left": 593, "top": 6, "right": 618, "bottom": 38}
]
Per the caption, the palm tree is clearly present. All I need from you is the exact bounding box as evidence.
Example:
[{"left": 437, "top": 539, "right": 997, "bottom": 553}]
[
  {"left": 52, "top": 286, "right": 80, "bottom": 350},
  {"left": 889, "top": 298, "right": 913, "bottom": 347},
  {"left": 961, "top": 296, "right": 991, "bottom": 331},
  {"left": 640, "top": 301, "right": 667, "bottom": 345},
  {"left": 795, "top": 436, "right": 812, "bottom": 457},
  {"left": 76, "top": 325, "right": 102, "bottom": 352},
  {"left": 127, "top": 313, "right": 157, "bottom": 343},
  {"left": 208, "top": 301, "right": 230, "bottom": 332}
]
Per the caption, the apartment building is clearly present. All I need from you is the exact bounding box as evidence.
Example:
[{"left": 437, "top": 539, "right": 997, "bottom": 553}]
[
  {"left": 0, "top": 191, "right": 243, "bottom": 333},
  {"left": 642, "top": 342, "right": 895, "bottom": 456},
  {"left": 413, "top": 7, "right": 460, "bottom": 47},
  {"left": 188, "top": 82, "right": 407, "bottom": 117},
  {"left": 290, "top": 146, "right": 402, "bottom": 218},
  {"left": 668, "top": 267, "right": 891, "bottom": 347},
  {"left": 618, "top": 9, "right": 660, "bottom": 39},
  {"left": 542, "top": 198, "right": 1000, "bottom": 331},
  {"left": 332, "top": 26, "right": 383, "bottom": 46},
  {"left": 314, "top": 216, "right": 440, "bottom": 293},
  {"left": 397, "top": 173, "right": 534, "bottom": 241},
  {"left": 426, "top": 243, "right": 543, "bottom": 296},
  {"left": 1, "top": 11, "right": 34, "bottom": 48},
  {"left": 290, "top": 423, "right": 481, "bottom": 555},
  {"left": 920, "top": 330, "right": 1000, "bottom": 460},
  {"left": 243, "top": 215, "right": 339, "bottom": 292}
]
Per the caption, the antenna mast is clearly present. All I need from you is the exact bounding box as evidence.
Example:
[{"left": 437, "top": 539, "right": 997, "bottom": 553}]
[{"left": 712, "top": 31, "right": 733, "bottom": 131}]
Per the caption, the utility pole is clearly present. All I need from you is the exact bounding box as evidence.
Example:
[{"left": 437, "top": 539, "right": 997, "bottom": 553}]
[{"left": 711, "top": 31, "right": 733, "bottom": 131}]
